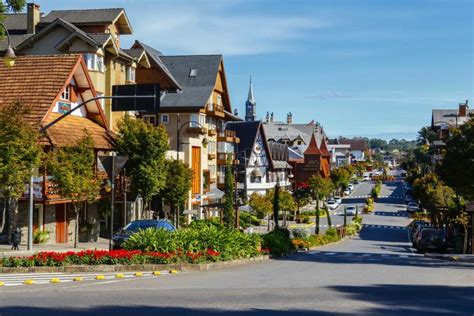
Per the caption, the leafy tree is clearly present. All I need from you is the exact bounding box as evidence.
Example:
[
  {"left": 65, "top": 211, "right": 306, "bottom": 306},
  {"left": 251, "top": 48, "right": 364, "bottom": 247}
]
[
  {"left": 0, "top": 0, "right": 24, "bottom": 19},
  {"left": 161, "top": 159, "right": 192, "bottom": 228},
  {"left": 279, "top": 190, "right": 296, "bottom": 226},
  {"left": 115, "top": 116, "right": 169, "bottom": 213},
  {"left": 223, "top": 158, "right": 235, "bottom": 229},
  {"left": 48, "top": 134, "right": 100, "bottom": 248},
  {"left": 0, "top": 103, "right": 41, "bottom": 237},
  {"left": 273, "top": 181, "right": 280, "bottom": 229},
  {"left": 438, "top": 119, "right": 474, "bottom": 201},
  {"left": 248, "top": 192, "right": 272, "bottom": 220},
  {"left": 417, "top": 126, "right": 437, "bottom": 146},
  {"left": 309, "top": 175, "right": 335, "bottom": 232},
  {"left": 331, "top": 167, "right": 350, "bottom": 194}
]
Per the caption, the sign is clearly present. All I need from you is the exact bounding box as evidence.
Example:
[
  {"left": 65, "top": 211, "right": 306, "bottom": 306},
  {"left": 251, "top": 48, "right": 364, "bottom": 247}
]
[
  {"left": 111, "top": 84, "right": 160, "bottom": 112},
  {"left": 98, "top": 155, "right": 128, "bottom": 179},
  {"left": 24, "top": 176, "right": 48, "bottom": 199},
  {"left": 57, "top": 102, "right": 71, "bottom": 114}
]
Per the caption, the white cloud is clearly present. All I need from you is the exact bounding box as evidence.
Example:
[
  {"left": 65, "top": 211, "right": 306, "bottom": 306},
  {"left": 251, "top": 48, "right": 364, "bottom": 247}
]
[{"left": 125, "top": 1, "right": 329, "bottom": 55}]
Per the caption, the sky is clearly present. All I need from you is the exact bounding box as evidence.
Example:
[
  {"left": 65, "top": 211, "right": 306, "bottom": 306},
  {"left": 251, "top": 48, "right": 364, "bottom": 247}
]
[{"left": 39, "top": 0, "right": 473, "bottom": 140}]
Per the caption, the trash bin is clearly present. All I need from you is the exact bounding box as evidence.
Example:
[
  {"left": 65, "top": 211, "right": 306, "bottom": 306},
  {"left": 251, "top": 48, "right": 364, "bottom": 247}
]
[{"left": 11, "top": 228, "right": 21, "bottom": 250}]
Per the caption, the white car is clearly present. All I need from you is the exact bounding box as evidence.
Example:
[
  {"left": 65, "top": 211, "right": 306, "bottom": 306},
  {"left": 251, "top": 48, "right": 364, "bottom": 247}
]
[
  {"left": 363, "top": 175, "right": 370, "bottom": 181},
  {"left": 345, "top": 206, "right": 357, "bottom": 216},
  {"left": 334, "top": 196, "right": 342, "bottom": 204},
  {"left": 348, "top": 184, "right": 354, "bottom": 191},
  {"left": 326, "top": 200, "right": 338, "bottom": 210},
  {"left": 344, "top": 189, "right": 351, "bottom": 195},
  {"left": 407, "top": 202, "right": 420, "bottom": 213}
]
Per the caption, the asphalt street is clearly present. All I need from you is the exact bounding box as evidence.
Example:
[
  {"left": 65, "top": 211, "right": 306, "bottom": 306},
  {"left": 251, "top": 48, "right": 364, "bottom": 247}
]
[{"left": 0, "top": 182, "right": 473, "bottom": 316}]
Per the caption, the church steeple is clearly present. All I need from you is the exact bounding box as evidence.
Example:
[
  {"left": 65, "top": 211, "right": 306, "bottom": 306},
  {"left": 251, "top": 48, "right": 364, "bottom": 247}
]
[{"left": 245, "top": 76, "right": 257, "bottom": 122}]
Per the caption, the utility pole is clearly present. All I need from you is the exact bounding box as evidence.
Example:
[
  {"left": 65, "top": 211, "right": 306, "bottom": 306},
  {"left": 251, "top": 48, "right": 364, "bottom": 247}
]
[
  {"left": 27, "top": 175, "right": 33, "bottom": 251},
  {"left": 123, "top": 168, "right": 127, "bottom": 227},
  {"left": 109, "top": 153, "right": 116, "bottom": 251}
]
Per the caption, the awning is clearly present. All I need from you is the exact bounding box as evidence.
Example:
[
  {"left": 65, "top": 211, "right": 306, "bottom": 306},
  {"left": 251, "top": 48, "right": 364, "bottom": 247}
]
[
  {"left": 183, "top": 209, "right": 198, "bottom": 215},
  {"left": 206, "top": 187, "right": 225, "bottom": 199}
]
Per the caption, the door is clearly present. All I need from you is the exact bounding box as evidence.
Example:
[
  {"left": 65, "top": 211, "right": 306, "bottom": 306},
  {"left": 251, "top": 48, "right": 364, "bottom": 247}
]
[
  {"left": 55, "top": 204, "right": 68, "bottom": 243},
  {"left": 192, "top": 146, "right": 201, "bottom": 194}
]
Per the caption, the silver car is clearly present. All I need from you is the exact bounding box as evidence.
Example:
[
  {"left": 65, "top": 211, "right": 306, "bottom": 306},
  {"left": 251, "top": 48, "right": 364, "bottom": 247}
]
[{"left": 345, "top": 206, "right": 357, "bottom": 216}]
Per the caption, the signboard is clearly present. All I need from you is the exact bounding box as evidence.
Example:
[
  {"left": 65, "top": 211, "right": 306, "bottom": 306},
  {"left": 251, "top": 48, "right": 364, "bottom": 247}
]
[
  {"left": 111, "top": 84, "right": 160, "bottom": 112},
  {"left": 24, "top": 176, "right": 48, "bottom": 199},
  {"left": 98, "top": 155, "right": 128, "bottom": 179},
  {"left": 57, "top": 102, "right": 71, "bottom": 114}
]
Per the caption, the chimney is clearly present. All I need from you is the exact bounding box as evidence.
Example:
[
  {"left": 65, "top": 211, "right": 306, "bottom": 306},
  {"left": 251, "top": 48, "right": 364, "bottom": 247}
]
[
  {"left": 270, "top": 112, "right": 274, "bottom": 122},
  {"left": 27, "top": 3, "right": 41, "bottom": 35},
  {"left": 459, "top": 100, "right": 469, "bottom": 117},
  {"left": 266, "top": 111, "right": 269, "bottom": 123},
  {"left": 233, "top": 108, "right": 238, "bottom": 116},
  {"left": 287, "top": 112, "right": 293, "bottom": 125}
]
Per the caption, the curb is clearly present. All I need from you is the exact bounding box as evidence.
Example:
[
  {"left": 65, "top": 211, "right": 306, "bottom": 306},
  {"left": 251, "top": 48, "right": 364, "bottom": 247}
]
[
  {"left": 0, "top": 255, "right": 270, "bottom": 274},
  {"left": 424, "top": 253, "right": 474, "bottom": 263}
]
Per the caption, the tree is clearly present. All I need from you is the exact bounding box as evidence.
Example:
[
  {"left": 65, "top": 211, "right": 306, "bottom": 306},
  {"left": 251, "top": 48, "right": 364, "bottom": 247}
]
[
  {"left": 115, "top": 116, "right": 169, "bottom": 214},
  {"left": 417, "top": 126, "right": 437, "bottom": 146},
  {"left": 161, "top": 160, "right": 193, "bottom": 227},
  {"left": 223, "top": 158, "right": 235, "bottom": 229},
  {"left": 279, "top": 190, "right": 296, "bottom": 226},
  {"left": 331, "top": 167, "right": 350, "bottom": 195},
  {"left": 0, "top": 103, "right": 41, "bottom": 238},
  {"left": 249, "top": 192, "right": 272, "bottom": 220},
  {"left": 0, "top": 1, "right": 24, "bottom": 20},
  {"left": 48, "top": 134, "right": 100, "bottom": 248},
  {"left": 273, "top": 181, "right": 280, "bottom": 229},
  {"left": 309, "top": 175, "right": 335, "bottom": 233}
]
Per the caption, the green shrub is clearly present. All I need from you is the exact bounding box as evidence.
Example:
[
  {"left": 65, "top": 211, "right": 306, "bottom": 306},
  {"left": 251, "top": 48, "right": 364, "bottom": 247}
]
[
  {"left": 292, "top": 227, "right": 310, "bottom": 239},
  {"left": 352, "top": 216, "right": 363, "bottom": 224},
  {"left": 33, "top": 230, "right": 50, "bottom": 244},
  {"left": 262, "top": 228, "right": 293, "bottom": 256},
  {"left": 239, "top": 211, "right": 260, "bottom": 229},
  {"left": 326, "top": 227, "right": 337, "bottom": 238}
]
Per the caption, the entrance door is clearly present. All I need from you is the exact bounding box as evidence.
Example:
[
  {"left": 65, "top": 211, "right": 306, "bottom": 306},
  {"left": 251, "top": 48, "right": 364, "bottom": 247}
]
[
  {"left": 192, "top": 146, "right": 201, "bottom": 194},
  {"left": 55, "top": 204, "right": 68, "bottom": 243}
]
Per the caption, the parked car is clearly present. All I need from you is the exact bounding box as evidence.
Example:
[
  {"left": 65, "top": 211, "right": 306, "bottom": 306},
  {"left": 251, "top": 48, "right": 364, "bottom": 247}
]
[
  {"left": 415, "top": 228, "right": 446, "bottom": 253},
  {"left": 112, "top": 220, "right": 176, "bottom": 249},
  {"left": 405, "top": 195, "right": 415, "bottom": 204},
  {"left": 344, "top": 189, "right": 351, "bottom": 195},
  {"left": 348, "top": 184, "right": 354, "bottom": 191},
  {"left": 408, "top": 220, "right": 427, "bottom": 234},
  {"left": 363, "top": 175, "right": 370, "bottom": 181},
  {"left": 345, "top": 206, "right": 357, "bottom": 216},
  {"left": 412, "top": 222, "right": 431, "bottom": 247},
  {"left": 326, "top": 200, "right": 338, "bottom": 210},
  {"left": 352, "top": 180, "right": 360, "bottom": 185},
  {"left": 334, "top": 196, "right": 342, "bottom": 204},
  {"left": 407, "top": 202, "right": 420, "bottom": 213}
]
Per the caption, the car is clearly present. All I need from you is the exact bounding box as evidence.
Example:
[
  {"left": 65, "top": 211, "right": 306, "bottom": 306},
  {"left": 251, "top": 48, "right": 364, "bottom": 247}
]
[
  {"left": 348, "top": 184, "right": 354, "bottom": 191},
  {"left": 363, "top": 175, "right": 370, "bottom": 181},
  {"left": 415, "top": 228, "right": 446, "bottom": 253},
  {"left": 407, "top": 202, "right": 420, "bottom": 213},
  {"left": 345, "top": 206, "right": 357, "bottom": 216},
  {"left": 326, "top": 200, "right": 338, "bottom": 210},
  {"left": 334, "top": 196, "right": 342, "bottom": 204},
  {"left": 352, "top": 180, "right": 360, "bottom": 185},
  {"left": 412, "top": 222, "right": 431, "bottom": 247},
  {"left": 344, "top": 189, "right": 351, "bottom": 195},
  {"left": 112, "top": 220, "right": 176, "bottom": 249},
  {"left": 408, "top": 220, "right": 427, "bottom": 232},
  {"left": 405, "top": 195, "right": 415, "bottom": 204}
]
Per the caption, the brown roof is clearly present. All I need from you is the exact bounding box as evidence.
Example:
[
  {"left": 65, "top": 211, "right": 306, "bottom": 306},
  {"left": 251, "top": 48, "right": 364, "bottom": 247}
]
[
  {"left": 304, "top": 134, "right": 322, "bottom": 155},
  {"left": 43, "top": 113, "right": 114, "bottom": 149},
  {"left": 338, "top": 138, "right": 368, "bottom": 151},
  {"left": 319, "top": 138, "right": 330, "bottom": 157},
  {"left": 0, "top": 55, "right": 79, "bottom": 125}
]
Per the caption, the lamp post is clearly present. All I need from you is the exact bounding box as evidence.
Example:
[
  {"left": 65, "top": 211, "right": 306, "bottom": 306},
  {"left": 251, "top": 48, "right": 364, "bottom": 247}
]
[{"left": 0, "top": 22, "right": 16, "bottom": 67}]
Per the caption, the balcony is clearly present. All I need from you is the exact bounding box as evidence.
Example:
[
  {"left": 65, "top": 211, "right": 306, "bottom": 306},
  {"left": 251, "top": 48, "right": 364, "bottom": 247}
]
[
  {"left": 206, "top": 103, "right": 225, "bottom": 118},
  {"left": 208, "top": 129, "right": 217, "bottom": 136},
  {"left": 186, "top": 126, "right": 207, "bottom": 134},
  {"left": 217, "top": 153, "right": 239, "bottom": 165},
  {"left": 217, "top": 130, "right": 240, "bottom": 143},
  {"left": 208, "top": 153, "right": 216, "bottom": 160}
]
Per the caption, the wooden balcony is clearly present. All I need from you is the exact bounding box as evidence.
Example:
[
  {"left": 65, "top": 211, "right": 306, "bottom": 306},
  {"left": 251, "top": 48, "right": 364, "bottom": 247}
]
[
  {"left": 208, "top": 153, "right": 216, "bottom": 160},
  {"left": 217, "top": 130, "right": 240, "bottom": 143},
  {"left": 186, "top": 126, "right": 207, "bottom": 134},
  {"left": 206, "top": 103, "right": 225, "bottom": 118},
  {"left": 208, "top": 129, "right": 217, "bottom": 136}
]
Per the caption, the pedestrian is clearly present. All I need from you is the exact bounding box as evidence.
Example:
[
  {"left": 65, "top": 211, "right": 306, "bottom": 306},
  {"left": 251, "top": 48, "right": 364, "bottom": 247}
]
[{"left": 11, "top": 227, "right": 21, "bottom": 251}]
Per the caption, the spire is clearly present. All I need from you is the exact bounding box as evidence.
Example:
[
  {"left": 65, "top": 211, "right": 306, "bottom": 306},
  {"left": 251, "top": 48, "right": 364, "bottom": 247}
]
[
  {"left": 247, "top": 76, "right": 255, "bottom": 104},
  {"left": 304, "top": 134, "right": 322, "bottom": 155}
]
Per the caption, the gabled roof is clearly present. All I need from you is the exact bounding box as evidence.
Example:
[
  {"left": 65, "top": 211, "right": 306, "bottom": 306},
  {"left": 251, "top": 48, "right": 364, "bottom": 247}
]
[
  {"left": 304, "top": 134, "right": 322, "bottom": 155},
  {"left": 40, "top": 8, "right": 132, "bottom": 34},
  {"left": 3, "top": 13, "right": 28, "bottom": 34},
  {"left": 432, "top": 109, "right": 473, "bottom": 127},
  {"left": 0, "top": 54, "right": 112, "bottom": 149},
  {"left": 226, "top": 121, "right": 263, "bottom": 161},
  {"left": 338, "top": 138, "right": 368, "bottom": 151},
  {"left": 0, "top": 34, "right": 31, "bottom": 51},
  {"left": 268, "top": 142, "right": 291, "bottom": 170},
  {"left": 319, "top": 136, "right": 331, "bottom": 157},
  {"left": 159, "top": 55, "right": 223, "bottom": 110},
  {"left": 131, "top": 41, "right": 181, "bottom": 90}
]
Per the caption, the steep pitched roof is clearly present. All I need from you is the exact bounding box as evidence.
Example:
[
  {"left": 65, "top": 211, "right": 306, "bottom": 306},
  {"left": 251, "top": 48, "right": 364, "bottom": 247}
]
[
  {"left": 159, "top": 55, "right": 223, "bottom": 109},
  {"left": 304, "top": 134, "right": 322, "bottom": 155},
  {"left": 40, "top": 8, "right": 132, "bottom": 34},
  {"left": 319, "top": 136, "right": 331, "bottom": 157},
  {"left": 226, "top": 121, "right": 263, "bottom": 161},
  {"left": 0, "top": 54, "right": 112, "bottom": 149},
  {"left": 3, "top": 13, "right": 28, "bottom": 34}
]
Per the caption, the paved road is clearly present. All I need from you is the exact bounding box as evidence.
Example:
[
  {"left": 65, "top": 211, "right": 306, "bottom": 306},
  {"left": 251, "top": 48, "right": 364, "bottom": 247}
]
[{"left": 1, "top": 182, "right": 473, "bottom": 315}]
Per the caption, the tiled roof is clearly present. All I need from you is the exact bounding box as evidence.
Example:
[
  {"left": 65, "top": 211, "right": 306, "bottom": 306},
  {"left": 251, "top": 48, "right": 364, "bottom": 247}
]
[
  {"left": 0, "top": 55, "right": 79, "bottom": 125},
  {"left": 3, "top": 14, "right": 27, "bottom": 33},
  {"left": 319, "top": 138, "right": 330, "bottom": 157},
  {"left": 304, "top": 134, "right": 322, "bottom": 155},
  {"left": 338, "top": 138, "right": 368, "bottom": 151},
  {"left": 41, "top": 8, "right": 124, "bottom": 24},
  {"left": 43, "top": 113, "right": 114, "bottom": 149}
]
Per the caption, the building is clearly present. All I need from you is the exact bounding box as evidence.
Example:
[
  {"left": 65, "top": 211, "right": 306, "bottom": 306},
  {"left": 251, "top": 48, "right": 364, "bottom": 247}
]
[
  {"left": 244, "top": 78, "right": 257, "bottom": 122},
  {"left": 331, "top": 138, "right": 368, "bottom": 162},
  {"left": 0, "top": 4, "right": 138, "bottom": 130},
  {"left": 226, "top": 121, "right": 292, "bottom": 199},
  {"left": 0, "top": 54, "right": 114, "bottom": 244}
]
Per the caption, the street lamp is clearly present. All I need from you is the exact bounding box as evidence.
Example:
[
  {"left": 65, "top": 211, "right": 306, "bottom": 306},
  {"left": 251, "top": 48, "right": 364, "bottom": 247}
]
[
  {"left": 0, "top": 22, "right": 16, "bottom": 68},
  {"left": 176, "top": 120, "right": 209, "bottom": 161}
]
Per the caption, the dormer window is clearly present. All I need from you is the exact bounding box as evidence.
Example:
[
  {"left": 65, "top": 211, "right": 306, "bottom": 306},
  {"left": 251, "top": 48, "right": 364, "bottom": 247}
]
[
  {"left": 189, "top": 69, "right": 198, "bottom": 77},
  {"left": 84, "top": 53, "right": 104, "bottom": 72},
  {"left": 60, "top": 85, "right": 70, "bottom": 101},
  {"left": 126, "top": 66, "right": 136, "bottom": 82}
]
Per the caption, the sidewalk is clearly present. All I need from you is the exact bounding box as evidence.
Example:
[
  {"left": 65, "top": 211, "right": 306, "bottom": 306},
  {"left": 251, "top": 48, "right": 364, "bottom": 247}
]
[
  {"left": 0, "top": 239, "right": 109, "bottom": 258},
  {"left": 424, "top": 253, "right": 474, "bottom": 263}
]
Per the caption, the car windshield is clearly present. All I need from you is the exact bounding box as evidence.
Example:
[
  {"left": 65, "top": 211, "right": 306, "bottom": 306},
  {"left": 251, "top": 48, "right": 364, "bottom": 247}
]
[
  {"left": 124, "top": 221, "right": 173, "bottom": 232},
  {"left": 347, "top": 207, "right": 356, "bottom": 211},
  {"left": 421, "top": 229, "right": 443, "bottom": 239}
]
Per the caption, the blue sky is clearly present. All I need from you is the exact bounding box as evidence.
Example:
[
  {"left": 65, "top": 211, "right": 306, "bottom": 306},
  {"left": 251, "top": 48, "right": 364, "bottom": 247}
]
[{"left": 40, "top": 0, "right": 473, "bottom": 140}]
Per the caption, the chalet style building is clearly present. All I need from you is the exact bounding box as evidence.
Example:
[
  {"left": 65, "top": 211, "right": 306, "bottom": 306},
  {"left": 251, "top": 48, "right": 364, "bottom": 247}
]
[
  {"left": 0, "top": 55, "right": 114, "bottom": 244},
  {"left": 0, "top": 4, "right": 140, "bottom": 130}
]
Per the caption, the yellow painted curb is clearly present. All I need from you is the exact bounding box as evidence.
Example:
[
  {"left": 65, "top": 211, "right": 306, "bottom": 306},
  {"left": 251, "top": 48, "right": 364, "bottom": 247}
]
[
  {"left": 95, "top": 275, "right": 106, "bottom": 280},
  {"left": 50, "top": 278, "right": 61, "bottom": 283},
  {"left": 0, "top": 281, "right": 5, "bottom": 287},
  {"left": 115, "top": 273, "right": 125, "bottom": 278},
  {"left": 152, "top": 271, "right": 161, "bottom": 276},
  {"left": 24, "top": 279, "right": 35, "bottom": 285},
  {"left": 169, "top": 269, "right": 178, "bottom": 274},
  {"left": 73, "top": 277, "right": 83, "bottom": 282},
  {"left": 134, "top": 272, "right": 143, "bottom": 277}
]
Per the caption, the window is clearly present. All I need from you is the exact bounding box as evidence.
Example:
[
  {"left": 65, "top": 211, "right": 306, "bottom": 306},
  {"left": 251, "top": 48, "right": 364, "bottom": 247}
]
[
  {"left": 160, "top": 114, "right": 169, "bottom": 124},
  {"left": 208, "top": 141, "right": 216, "bottom": 153},
  {"left": 203, "top": 170, "right": 210, "bottom": 192},
  {"left": 126, "top": 66, "right": 136, "bottom": 82},
  {"left": 60, "top": 85, "right": 70, "bottom": 101},
  {"left": 250, "top": 169, "right": 262, "bottom": 183},
  {"left": 189, "top": 68, "right": 198, "bottom": 77},
  {"left": 190, "top": 113, "right": 205, "bottom": 128},
  {"left": 209, "top": 165, "right": 216, "bottom": 177},
  {"left": 143, "top": 115, "right": 156, "bottom": 125},
  {"left": 83, "top": 53, "right": 104, "bottom": 72},
  {"left": 217, "top": 95, "right": 222, "bottom": 106}
]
